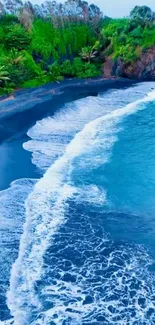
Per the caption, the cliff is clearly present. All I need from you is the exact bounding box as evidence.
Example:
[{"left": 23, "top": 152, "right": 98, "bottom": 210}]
[{"left": 103, "top": 47, "right": 155, "bottom": 80}]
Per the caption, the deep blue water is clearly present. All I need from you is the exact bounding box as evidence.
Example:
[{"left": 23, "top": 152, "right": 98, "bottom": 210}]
[
  {"left": 0, "top": 137, "right": 39, "bottom": 191},
  {"left": 1, "top": 82, "right": 155, "bottom": 325}
]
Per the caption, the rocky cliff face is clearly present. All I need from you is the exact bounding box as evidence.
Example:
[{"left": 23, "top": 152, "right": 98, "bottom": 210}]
[{"left": 103, "top": 46, "right": 155, "bottom": 80}]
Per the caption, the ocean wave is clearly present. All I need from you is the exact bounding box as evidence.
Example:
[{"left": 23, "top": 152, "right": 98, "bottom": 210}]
[
  {"left": 0, "top": 178, "right": 36, "bottom": 321},
  {"left": 23, "top": 82, "right": 153, "bottom": 172},
  {"left": 2, "top": 83, "right": 155, "bottom": 324}
]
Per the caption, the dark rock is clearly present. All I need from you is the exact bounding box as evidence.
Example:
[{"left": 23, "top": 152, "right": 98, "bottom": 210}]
[{"left": 103, "top": 46, "right": 155, "bottom": 80}]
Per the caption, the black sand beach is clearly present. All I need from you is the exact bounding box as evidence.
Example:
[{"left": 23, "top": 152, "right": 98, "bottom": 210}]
[{"left": 0, "top": 77, "right": 134, "bottom": 190}]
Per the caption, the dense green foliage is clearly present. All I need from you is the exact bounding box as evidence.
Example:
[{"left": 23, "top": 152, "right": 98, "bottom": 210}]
[
  {"left": 101, "top": 7, "right": 155, "bottom": 63},
  {"left": 61, "top": 58, "right": 100, "bottom": 78},
  {"left": 1, "top": 3, "right": 155, "bottom": 94},
  {"left": 31, "top": 20, "right": 94, "bottom": 60},
  {"left": 0, "top": 16, "right": 99, "bottom": 94}
]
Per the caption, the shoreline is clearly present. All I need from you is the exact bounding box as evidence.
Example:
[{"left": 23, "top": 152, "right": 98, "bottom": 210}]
[
  {"left": 0, "top": 77, "right": 134, "bottom": 112},
  {"left": 0, "top": 77, "right": 132, "bottom": 102},
  {"left": 0, "top": 76, "right": 135, "bottom": 191},
  {"left": 0, "top": 77, "right": 135, "bottom": 143}
]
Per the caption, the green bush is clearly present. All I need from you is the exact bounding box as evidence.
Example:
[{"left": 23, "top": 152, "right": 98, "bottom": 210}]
[
  {"left": 22, "top": 52, "right": 42, "bottom": 77},
  {"left": 22, "top": 73, "right": 54, "bottom": 88},
  {"left": 0, "top": 14, "right": 19, "bottom": 26},
  {"left": 7, "top": 63, "right": 35, "bottom": 87},
  {"left": 22, "top": 79, "right": 44, "bottom": 88},
  {"left": 5, "top": 25, "right": 31, "bottom": 50},
  {"left": 48, "top": 62, "right": 62, "bottom": 81},
  {"left": 0, "top": 46, "right": 8, "bottom": 66},
  {"left": 60, "top": 60, "right": 75, "bottom": 77},
  {"left": 72, "top": 58, "right": 100, "bottom": 78},
  {"left": 142, "top": 27, "right": 155, "bottom": 48},
  {"left": 61, "top": 58, "right": 101, "bottom": 79},
  {"left": 117, "top": 33, "right": 127, "bottom": 46},
  {"left": 101, "top": 14, "right": 155, "bottom": 63}
]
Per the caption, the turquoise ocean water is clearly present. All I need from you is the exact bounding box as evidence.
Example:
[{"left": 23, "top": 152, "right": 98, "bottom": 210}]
[{"left": 1, "top": 82, "right": 155, "bottom": 325}]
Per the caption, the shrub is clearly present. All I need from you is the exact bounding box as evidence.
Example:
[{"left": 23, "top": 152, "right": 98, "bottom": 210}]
[
  {"left": 130, "top": 26, "right": 143, "bottom": 38},
  {"left": 72, "top": 58, "right": 100, "bottom": 78},
  {"left": 22, "top": 79, "right": 43, "bottom": 88},
  {"left": 0, "top": 46, "right": 8, "bottom": 66},
  {"left": 61, "top": 58, "right": 101, "bottom": 79},
  {"left": 7, "top": 65, "right": 32, "bottom": 87},
  {"left": 0, "top": 82, "right": 15, "bottom": 95},
  {"left": 22, "top": 52, "right": 42, "bottom": 77},
  {"left": 78, "top": 62, "right": 100, "bottom": 78},
  {"left": 101, "top": 17, "right": 155, "bottom": 63},
  {"left": 0, "top": 14, "right": 19, "bottom": 26},
  {"left": 4, "top": 25, "right": 31, "bottom": 50},
  {"left": 60, "top": 60, "right": 75, "bottom": 77},
  {"left": 48, "top": 62, "right": 63, "bottom": 81},
  {"left": 142, "top": 27, "right": 155, "bottom": 48}
]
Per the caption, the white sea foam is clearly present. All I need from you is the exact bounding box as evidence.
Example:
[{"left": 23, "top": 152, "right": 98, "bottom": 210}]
[
  {"left": 4, "top": 83, "right": 155, "bottom": 325},
  {"left": 31, "top": 245, "right": 155, "bottom": 325},
  {"left": 0, "top": 179, "right": 36, "bottom": 283},
  {"left": 23, "top": 82, "right": 155, "bottom": 172},
  {"left": 74, "top": 185, "right": 107, "bottom": 206}
]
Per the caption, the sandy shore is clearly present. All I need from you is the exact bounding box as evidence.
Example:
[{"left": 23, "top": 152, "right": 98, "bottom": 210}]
[{"left": 0, "top": 77, "right": 135, "bottom": 143}]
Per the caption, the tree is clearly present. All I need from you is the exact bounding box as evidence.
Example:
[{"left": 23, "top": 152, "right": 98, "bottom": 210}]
[
  {"left": 63, "top": 0, "right": 83, "bottom": 23},
  {"left": 89, "top": 3, "right": 103, "bottom": 30},
  {"left": 80, "top": 1, "right": 89, "bottom": 22},
  {"left": 80, "top": 46, "right": 94, "bottom": 62},
  {"left": 42, "top": 1, "right": 59, "bottom": 26},
  {"left": 19, "top": 6, "right": 33, "bottom": 30},
  {"left": 2, "top": 0, "right": 23, "bottom": 15},
  {"left": 130, "top": 6, "right": 154, "bottom": 22},
  {"left": 4, "top": 24, "right": 31, "bottom": 50}
]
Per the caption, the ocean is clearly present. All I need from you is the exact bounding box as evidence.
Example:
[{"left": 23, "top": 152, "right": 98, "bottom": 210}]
[{"left": 0, "top": 81, "right": 155, "bottom": 325}]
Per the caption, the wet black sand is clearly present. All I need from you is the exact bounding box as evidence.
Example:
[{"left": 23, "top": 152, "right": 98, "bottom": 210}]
[{"left": 0, "top": 77, "right": 135, "bottom": 190}]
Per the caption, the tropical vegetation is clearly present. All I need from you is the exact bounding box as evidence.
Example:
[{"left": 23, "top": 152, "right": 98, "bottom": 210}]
[{"left": 0, "top": 1, "right": 155, "bottom": 94}]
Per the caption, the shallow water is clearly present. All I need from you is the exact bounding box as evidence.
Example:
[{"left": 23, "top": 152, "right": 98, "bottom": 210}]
[{"left": 1, "top": 82, "right": 155, "bottom": 324}]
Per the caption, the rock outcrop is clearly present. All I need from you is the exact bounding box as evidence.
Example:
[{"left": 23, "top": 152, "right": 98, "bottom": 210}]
[{"left": 103, "top": 46, "right": 155, "bottom": 80}]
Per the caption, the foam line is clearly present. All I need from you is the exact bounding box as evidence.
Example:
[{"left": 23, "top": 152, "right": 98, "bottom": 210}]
[{"left": 6, "top": 88, "right": 155, "bottom": 324}]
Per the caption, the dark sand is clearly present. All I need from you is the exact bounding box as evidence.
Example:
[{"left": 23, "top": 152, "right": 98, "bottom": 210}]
[{"left": 0, "top": 77, "right": 135, "bottom": 190}]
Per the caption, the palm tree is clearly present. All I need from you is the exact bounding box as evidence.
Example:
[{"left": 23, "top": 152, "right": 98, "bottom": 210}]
[
  {"left": 0, "top": 66, "right": 10, "bottom": 83},
  {"left": 80, "top": 46, "right": 95, "bottom": 62},
  {"left": 80, "top": 41, "right": 101, "bottom": 62}
]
